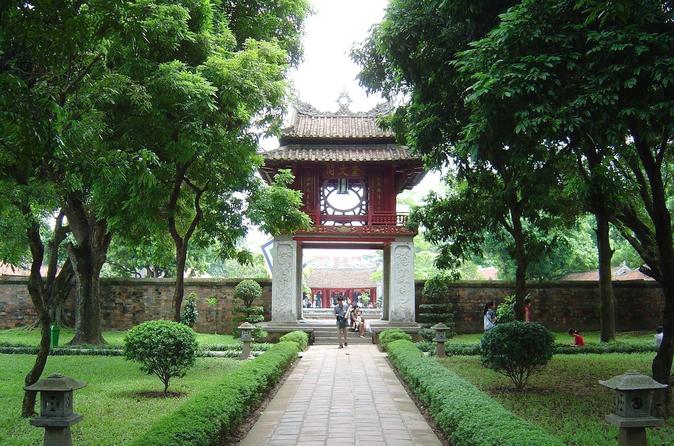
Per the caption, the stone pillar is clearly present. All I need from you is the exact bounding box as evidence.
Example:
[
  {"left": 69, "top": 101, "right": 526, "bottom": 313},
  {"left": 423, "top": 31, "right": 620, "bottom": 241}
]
[
  {"left": 382, "top": 244, "right": 391, "bottom": 320},
  {"left": 388, "top": 237, "right": 415, "bottom": 323},
  {"left": 271, "top": 236, "right": 300, "bottom": 322},
  {"left": 296, "top": 243, "right": 304, "bottom": 319}
]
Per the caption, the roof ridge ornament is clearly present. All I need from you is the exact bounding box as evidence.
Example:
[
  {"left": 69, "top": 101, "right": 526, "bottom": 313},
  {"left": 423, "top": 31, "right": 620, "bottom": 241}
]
[
  {"left": 292, "top": 94, "right": 394, "bottom": 118},
  {"left": 336, "top": 91, "right": 353, "bottom": 114}
]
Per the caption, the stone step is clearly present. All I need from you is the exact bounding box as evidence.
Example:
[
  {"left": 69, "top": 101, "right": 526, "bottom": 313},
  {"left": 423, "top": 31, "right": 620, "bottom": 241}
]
[
  {"left": 313, "top": 336, "right": 373, "bottom": 345},
  {"left": 314, "top": 330, "right": 372, "bottom": 338}
]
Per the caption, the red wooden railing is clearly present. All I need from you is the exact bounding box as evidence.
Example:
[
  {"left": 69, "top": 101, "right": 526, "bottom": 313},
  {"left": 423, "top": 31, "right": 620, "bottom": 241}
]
[{"left": 305, "top": 211, "right": 408, "bottom": 227}]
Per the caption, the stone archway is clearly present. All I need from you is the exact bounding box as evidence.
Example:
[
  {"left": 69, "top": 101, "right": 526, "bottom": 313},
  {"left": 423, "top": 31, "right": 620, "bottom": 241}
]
[{"left": 270, "top": 234, "right": 415, "bottom": 324}]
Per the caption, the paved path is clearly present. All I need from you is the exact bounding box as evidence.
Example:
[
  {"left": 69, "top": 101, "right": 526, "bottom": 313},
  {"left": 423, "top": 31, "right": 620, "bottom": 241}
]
[{"left": 239, "top": 345, "right": 442, "bottom": 446}]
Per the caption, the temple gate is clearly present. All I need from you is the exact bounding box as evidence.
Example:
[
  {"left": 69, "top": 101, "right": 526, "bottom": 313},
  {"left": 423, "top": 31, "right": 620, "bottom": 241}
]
[{"left": 260, "top": 95, "right": 425, "bottom": 325}]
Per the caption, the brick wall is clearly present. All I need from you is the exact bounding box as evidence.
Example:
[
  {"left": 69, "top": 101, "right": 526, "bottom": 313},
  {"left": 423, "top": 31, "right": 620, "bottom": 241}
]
[
  {"left": 415, "top": 280, "right": 665, "bottom": 333},
  {"left": 0, "top": 277, "right": 664, "bottom": 333},
  {"left": 0, "top": 277, "right": 271, "bottom": 333}
]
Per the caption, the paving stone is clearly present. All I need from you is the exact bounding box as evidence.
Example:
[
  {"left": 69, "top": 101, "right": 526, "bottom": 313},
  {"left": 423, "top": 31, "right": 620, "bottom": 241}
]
[{"left": 239, "top": 345, "right": 442, "bottom": 446}]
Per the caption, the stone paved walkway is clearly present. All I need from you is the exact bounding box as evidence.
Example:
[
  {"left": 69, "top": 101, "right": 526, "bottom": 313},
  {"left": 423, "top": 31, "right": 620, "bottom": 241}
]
[{"left": 239, "top": 344, "right": 442, "bottom": 446}]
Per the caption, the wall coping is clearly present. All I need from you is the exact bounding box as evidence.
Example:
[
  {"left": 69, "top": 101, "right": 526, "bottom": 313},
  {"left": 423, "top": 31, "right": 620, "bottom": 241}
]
[
  {"left": 414, "top": 279, "right": 661, "bottom": 289},
  {"left": 0, "top": 275, "right": 658, "bottom": 288},
  {"left": 0, "top": 276, "right": 272, "bottom": 286}
]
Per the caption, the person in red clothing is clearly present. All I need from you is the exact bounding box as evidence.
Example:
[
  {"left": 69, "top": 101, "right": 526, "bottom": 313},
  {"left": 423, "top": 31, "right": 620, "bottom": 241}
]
[
  {"left": 568, "top": 328, "right": 585, "bottom": 347},
  {"left": 523, "top": 297, "right": 532, "bottom": 322}
]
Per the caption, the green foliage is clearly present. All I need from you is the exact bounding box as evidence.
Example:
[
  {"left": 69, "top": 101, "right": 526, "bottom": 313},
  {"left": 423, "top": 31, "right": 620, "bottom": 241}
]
[
  {"left": 417, "top": 313, "right": 453, "bottom": 324},
  {"left": 248, "top": 169, "right": 312, "bottom": 236},
  {"left": 386, "top": 339, "right": 566, "bottom": 446},
  {"left": 129, "top": 340, "right": 301, "bottom": 446},
  {"left": 123, "top": 320, "right": 198, "bottom": 393},
  {"left": 233, "top": 279, "right": 263, "bottom": 307},
  {"left": 422, "top": 275, "right": 451, "bottom": 303},
  {"left": 378, "top": 329, "right": 412, "bottom": 350},
  {"left": 279, "top": 331, "right": 309, "bottom": 351},
  {"left": 231, "top": 279, "right": 265, "bottom": 338},
  {"left": 480, "top": 322, "right": 555, "bottom": 391},
  {"left": 495, "top": 295, "right": 516, "bottom": 324},
  {"left": 180, "top": 293, "right": 199, "bottom": 328},
  {"left": 0, "top": 355, "right": 240, "bottom": 446}
]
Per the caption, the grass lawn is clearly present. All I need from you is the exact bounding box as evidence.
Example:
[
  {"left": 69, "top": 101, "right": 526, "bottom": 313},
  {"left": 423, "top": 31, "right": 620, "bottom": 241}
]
[
  {"left": 447, "top": 330, "right": 657, "bottom": 347},
  {"left": 0, "top": 327, "right": 238, "bottom": 348},
  {"left": 0, "top": 354, "right": 239, "bottom": 446},
  {"left": 439, "top": 353, "right": 674, "bottom": 446}
]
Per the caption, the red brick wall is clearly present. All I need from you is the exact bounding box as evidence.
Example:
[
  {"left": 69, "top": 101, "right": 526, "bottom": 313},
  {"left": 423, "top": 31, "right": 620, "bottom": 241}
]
[
  {"left": 415, "top": 280, "right": 665, "bottom": 333},
  {"left": 0, "top": 277, "right": 271, "bottom": 333},
  {"left": 0, "top": 277, "right": 664, "bottom": 334}
]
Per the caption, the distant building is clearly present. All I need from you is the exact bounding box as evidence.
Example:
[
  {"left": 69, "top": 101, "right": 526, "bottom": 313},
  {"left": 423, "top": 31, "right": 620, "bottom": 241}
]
[
  {"left": 561, "top": 263, "right": 654, "bottom": 281},
  {"left": 304, "top": 256, "right": 380, "bottom": 307}
]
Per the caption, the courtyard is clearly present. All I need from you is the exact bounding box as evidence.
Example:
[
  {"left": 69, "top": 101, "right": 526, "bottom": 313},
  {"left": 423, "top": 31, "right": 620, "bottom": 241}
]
[{"left": 1, "top": 0, "right": 674, "bottom": 445}]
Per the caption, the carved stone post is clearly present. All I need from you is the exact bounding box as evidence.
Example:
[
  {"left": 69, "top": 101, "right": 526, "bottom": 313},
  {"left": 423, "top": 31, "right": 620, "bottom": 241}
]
[
  {"left": 271, "top": 236, "right": 300, "bottom": 322},
  {"left": 388, "top": 238, "right": 415, "bottom": 323}
]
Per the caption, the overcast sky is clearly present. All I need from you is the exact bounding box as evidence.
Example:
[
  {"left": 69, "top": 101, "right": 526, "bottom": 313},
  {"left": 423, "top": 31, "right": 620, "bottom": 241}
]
[{"left": 250, "top": 0, "right": 440, "bottom": 260}]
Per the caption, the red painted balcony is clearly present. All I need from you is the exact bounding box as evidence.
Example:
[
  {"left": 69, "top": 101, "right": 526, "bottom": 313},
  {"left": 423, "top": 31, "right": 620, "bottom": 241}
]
[{"left": 304, "top": 211, "right": 409, "bottom": 227}]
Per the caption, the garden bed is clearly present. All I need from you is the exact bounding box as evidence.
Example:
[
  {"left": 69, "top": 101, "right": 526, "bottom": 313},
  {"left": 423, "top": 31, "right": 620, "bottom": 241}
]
[
  {"left": 440, "top": 353, "right": 674, "bottom": 446},
  {"left": 0, "top": 354, "right": 240, "bottom": 446}
]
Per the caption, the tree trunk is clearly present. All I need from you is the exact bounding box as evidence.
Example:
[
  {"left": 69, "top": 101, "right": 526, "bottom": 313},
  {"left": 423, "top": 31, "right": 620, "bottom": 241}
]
[
  {"left": 510, "top": 204, "right": 528, "bottom": 321},
  {"left": 22, "top": 314, "right": 51, "bottom": 416},
  {"left": 21, "top": 217, "right": 49, "bottom": 417},
  {"left": 594, "top": 207, "right": 616, "bottom": 342},
  {"left": 632, "top": 135, "right": 674, "bottom": 415},
  {"left": 173, "top": 245, "right": 187, "bottom": 322},
  {"left": 64, "top": 197, "right": 111, "bottom": 346}
]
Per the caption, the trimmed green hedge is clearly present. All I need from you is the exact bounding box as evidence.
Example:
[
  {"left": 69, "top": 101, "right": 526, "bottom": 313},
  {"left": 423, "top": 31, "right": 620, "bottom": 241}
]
[
  {"left": 417, "top": 313, "right": 453, "bottom": 324},
  {"left": 436, "top": 342, "right": 658, "bottom": 356},
  {"left": 379, "top": 329, "right": 412, "bottom": 350},
  {"left": 279, "top": 331, "right": 309, "bottom": 351},
  {"left": 418, "top": 304, "right": 449, "bottom": 312},
  {"left": 0, "top": 342, "right": 273, "bottom": 356},
  {"left": 129, "top": 339, "right": 301, "bottom": 446},
  {"left": 387, "top": 340, "right": 565, "bottom": 446}
]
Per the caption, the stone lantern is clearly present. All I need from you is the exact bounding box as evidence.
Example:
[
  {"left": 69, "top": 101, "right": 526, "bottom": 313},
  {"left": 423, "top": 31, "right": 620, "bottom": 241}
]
[
  {"left": 431, "top": 323, "right": 451, "bottom": 358},
  {"left": 25, "top": 373, "right": 87, "bottom": 446},
  {"left": 599, "top": 370, "right": 667, "bottom": 446},
  {"left": 238, "top": 322, "right": 255, "bottom": 359}
]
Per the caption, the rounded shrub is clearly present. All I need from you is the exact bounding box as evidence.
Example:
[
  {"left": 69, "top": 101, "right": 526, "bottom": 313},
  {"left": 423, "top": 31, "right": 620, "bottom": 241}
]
[
  {"left": 124, "top": 320, "right": 198, "bottom": 393},
  {"left": 234, "top": 279, "right": 263, "bottom": 307},
  {"left": 480, "top": 321, "right": 554, "bottom": 391},
  {"left": 422, "top": 275, "right": 451, "bottom": 303},
  {"left": 279, "top": 331, "right": 309, "bottom": 350}
]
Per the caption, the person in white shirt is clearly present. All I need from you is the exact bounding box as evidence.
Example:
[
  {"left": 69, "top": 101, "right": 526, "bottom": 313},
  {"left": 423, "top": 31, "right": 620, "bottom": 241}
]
[
  {"left": 655, "top": 327, "right": 664, "bottom": 348},
  {"left": 483, "top": 302, "right": 496, "bottom": 331}
]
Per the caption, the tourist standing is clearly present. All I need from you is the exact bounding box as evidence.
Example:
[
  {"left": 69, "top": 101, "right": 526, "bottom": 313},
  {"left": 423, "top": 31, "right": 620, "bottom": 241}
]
[
  {"left": 483, "top": 302, "right": 496, "bottom": 331},
  {"left": 524, "top": 297, "right": 532, "bottom": 322},
  {"left": 334, "top": 296, "right": 350, "bottom": 348},
  {"left": 655, "top": 327, "right": 664, "bottom": 347}
]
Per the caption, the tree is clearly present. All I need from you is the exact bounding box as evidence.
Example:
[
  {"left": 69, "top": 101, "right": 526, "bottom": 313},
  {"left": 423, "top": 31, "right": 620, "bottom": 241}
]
[
  {"left": 124, "top": 320, "right": 198, "bottom": 394},
  {"left": 354, "top": 0, "right": 570, "bottom": 320},
  {"left": 111, "top": 1, "right": 310, "bottom": 322},
  {"left": 448, "top": 0, "right": 674, "bottom": 407},
  {"left": 0, "top": 0, "right": 142, "bottom": 413},
  {"left": 481, "top": 322, "right": 555, "bottom": 391}
]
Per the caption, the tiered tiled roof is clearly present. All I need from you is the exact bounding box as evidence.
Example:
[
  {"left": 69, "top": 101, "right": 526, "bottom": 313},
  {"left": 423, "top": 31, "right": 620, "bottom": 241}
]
[
  {"left": 263, "top": 143, "right": 417, "bottom": 162},
  {"left": 263, "top": 97, "right": 420, "bottom": 163},
  {"left": 279, "top": 100, "right": 396, "bottom": 141}
]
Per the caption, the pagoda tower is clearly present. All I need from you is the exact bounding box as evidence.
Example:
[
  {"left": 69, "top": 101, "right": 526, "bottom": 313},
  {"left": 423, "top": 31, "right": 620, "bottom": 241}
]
[{"left": 260, "top": 94, "right": 425, "bottom": 324}]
